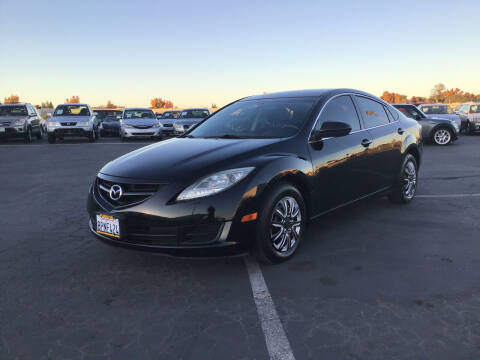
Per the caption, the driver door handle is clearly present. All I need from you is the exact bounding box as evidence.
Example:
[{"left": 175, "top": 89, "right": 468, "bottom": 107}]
[
  {"left": 361, "top": 139, "right": 372, "bottom": 147},
  {"left": 397, "top": 128, "right": 405, "bottom": 134}
]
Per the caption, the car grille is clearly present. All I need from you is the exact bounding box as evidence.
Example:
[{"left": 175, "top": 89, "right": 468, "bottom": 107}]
[
  {"left": 132, "top": 132, "right": 154, "bottom": 136},
  {"left": 61, "top": 122, "right": 77, "bottom": 126},
  {"left": 0, "top": 121, "right": 10, "bottom": 127},
  {"left": 183, "top": 125, "right": 190, "bottom": 129},
  {"left": 55, "top": 128, "right": 85, "bottom": 135},
  {"left": 163, "top": 124, "right": 173, "bottom": 127},
  {"left": 132, "top": 125, "right": 152, "bottom": 129},
  {"left": 123, "top": 216, "right": 223, "bottom": 246},
  {"left": 96, "top": 177, "right": 161, "bottom": 209}
]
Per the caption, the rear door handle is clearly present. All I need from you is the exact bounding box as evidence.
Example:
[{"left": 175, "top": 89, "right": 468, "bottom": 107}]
[
  {"left": 397, "top": 128, "right": 405, "bottom": 134},
  {"left": 361, "top": 139, "right": 372, "bottom": 147}
]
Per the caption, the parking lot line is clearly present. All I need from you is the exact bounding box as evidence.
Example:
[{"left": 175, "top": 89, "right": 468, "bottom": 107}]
[
  {"left": 244, "top": 256, "right": 296, "bottom": 360},
  {"left": 417, "top": 193, "right": 480, "bottom": 198},
  {"left": 0, "top": 142, "right": 151, "bottom": 147}
]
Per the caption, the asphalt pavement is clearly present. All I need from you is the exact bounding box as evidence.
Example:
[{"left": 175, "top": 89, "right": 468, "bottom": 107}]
[{"left": 1, "top": 135, "right": 479, "bottom": 360}]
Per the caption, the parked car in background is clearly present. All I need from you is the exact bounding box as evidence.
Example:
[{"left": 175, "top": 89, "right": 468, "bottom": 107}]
[
  {"left": 418, "top": 104, "right": 464, "bottom": 130},
  {"left": 94, "top": 109, "right": 123, "bottom": 123},
  {"left": 392, "top": 104, "right": 458, "bottom": 145},
  {"left": 88, "top": 89, "right": 422, "bottom": 262},
  {"left": 47, "top": 104, "right": 99, "bottom": 143},
  {"left": 158, "top": 110, "right": 182, "bottom": 136},
  {"left": 456, "top": 102, "right": 480, "bottom": 134},
  {"left": 120, "top": 108, "right": 162, "bottom": 141},
  {"left": 99, "top": 115, "right": 121, "bottom": 137},
  {"left": 173, "top": 108, "right": 210, "bottom": 135},
  {"left": 0, "top": 103, "right": 44, "bottom": 142}
]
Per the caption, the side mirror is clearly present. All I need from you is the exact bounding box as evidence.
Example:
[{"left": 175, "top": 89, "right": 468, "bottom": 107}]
[
  {"left": 415, "top": 115, "right": 422, "bottom": 120},
  {"left": 310, "top": 121, "right": 352, "bottom": 142}
]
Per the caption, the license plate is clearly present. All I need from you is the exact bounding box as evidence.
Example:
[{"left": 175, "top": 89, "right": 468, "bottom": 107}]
[
  {"left": 0, "top": 128, "right": 5, "bottom": 132},
  {"left": 96, "top": 214, "right": 120, "bottom": 238}
]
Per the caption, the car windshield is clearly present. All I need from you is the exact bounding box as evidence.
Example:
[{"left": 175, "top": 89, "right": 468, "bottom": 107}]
[
  {"left": 181, "top": 110, "right": 209, "bottom": 119},
  {"left": 188, "top": 98, "right": 316, "bottom": 139},
  {"left": 95, "top": 110, "right": 122, "bottom": 120},
  {"left": 104, "top": 115, "right": 118, "bottom": 122},
  {"left": 420, "top": 105, "right": 452, "bottom": 115},
  {"left": 162, "top": 112, "right": 181, "bottom": 119},
  {"left": 123, "top": 110, "right": 155, "bottom": 119},
  {"left": 470, "top": 105, "right": 480, "bottom": 113},
  {"left": 394, "top": 105, "right": 424, "bottom": 119},
  {"left": 54, "top": 105, "right": 90, "bottom": 116},
  {"left": 0, "top": 105, "right": 27, "bottom": 116}
]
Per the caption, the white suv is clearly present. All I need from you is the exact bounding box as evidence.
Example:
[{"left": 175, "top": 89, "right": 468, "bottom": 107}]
[{"left": 47, "top": 104, "right": 99, "bottom": 143}]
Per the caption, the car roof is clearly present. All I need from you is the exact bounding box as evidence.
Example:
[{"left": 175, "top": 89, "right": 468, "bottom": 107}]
[
  {"left": 124, "top": 108, "right": 153, "bottom": 111},
  {"left": 244, "top": 88, "right": 381, "bottom": 101},
  {"left": 181, "top": 108, "right": 209, "bottom": 111},
  {"left": 1, "top": 103, "right": 29, "bottom": 106},
  {"left": 419, "top": 103, "right": 448, "bottom": 106},
  {"left": 57, "top": 103, "right": 89, "bottom": 107},
  {"left": 392, "top": 104, "right": 416, "bottom": 106}
]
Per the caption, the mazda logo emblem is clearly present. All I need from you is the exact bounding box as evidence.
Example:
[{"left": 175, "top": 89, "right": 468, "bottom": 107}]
[{"left": 109, "top": 184, "right": 123, "bottom": 201}]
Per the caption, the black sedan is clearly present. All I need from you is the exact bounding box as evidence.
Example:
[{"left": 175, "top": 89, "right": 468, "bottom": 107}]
[
  {"left": 99, "top": 115, "right": 121, "bottom": 137},
  {"left": 87, "top": 89, "right": 422, "bottom": 262}
]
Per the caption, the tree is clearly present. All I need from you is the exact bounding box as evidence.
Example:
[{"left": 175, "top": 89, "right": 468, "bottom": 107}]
[
  {"left": 164, "top": 100, "right": 173, "bottom": 109},
  {"left": 4, "top": 95, "right": 20, "bottom": 104},
  {"left": 106, "top": 100, "right": 116, "bottom": 109},
  {"left": 430, "top": 83, "right": 446, "bottom": 103},
  {"left": 150, "top": 97, "right": 174, "bottom": 109},
  {"left": 41, "top": 101, "right": 54, "bottom": 108},
  {"left": 211, "top": 103, "right": 217, "bottom": 108},
  {"left": 65, "top": 96, "right": 80, "bottom": 104},
  {"left": 380, "top": 91, "right": 407, "bottom": 104}
]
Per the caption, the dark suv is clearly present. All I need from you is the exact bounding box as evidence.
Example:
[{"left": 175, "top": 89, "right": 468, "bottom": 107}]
[
  {"left": 392, "top": 104, "right": 459, "bottom": 145},
  {"left": 0, "top": 103, "right": 44, "bottom": 142}
]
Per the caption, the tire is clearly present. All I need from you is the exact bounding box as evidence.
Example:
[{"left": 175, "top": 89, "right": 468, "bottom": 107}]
[
  {"left": 388, "top": 154, "right": 418, "bottom": 204},
  {"left": 100, "top": 130, "right": 106, "bottom": 137},
  {"left": 253, "top": 183, "right": 307, "bottom": 263},
  {"left": 36, "top": 126, "right": 44, "bottom": 140},
  {"left": 88, "top": 131, "right": 95, "bottom": 142},
  {"left": 47, "top": 134, "right": 56, "bottom": 144},
  {"left": 432, "top": 127, "right": 452, "bottom": 145},
  {"left": 24, "top": 127, "right": 32, "bottom": 143}
]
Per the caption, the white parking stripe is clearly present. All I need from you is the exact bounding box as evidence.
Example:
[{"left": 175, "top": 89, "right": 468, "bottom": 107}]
[
  {"left": 244, "top": 256, "right": 295, "bottom": 360},
  {"left": 0, "top": 142, "right": 152, "bottom": 147},
  {"left": 417, "top": 193, "right": 480, "bottom": 198}
]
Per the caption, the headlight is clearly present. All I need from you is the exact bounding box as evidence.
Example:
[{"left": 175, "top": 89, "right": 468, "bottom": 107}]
[
  {"left": 48, "top": 121, "right": 59, "bottom": 128},
  {"left": 174, "top": 124, "right": 183, "bottom": 131},
  {"left": 124, "top": 124, "right": 133, "bottom": 128},
  {"left": 177, "top": 167, "right": 255, "bottom": 201},
  {"left": 78, "top": 121, "right": 90, "bottom": 126},
  {"left": 152, "top": 123, "right": 161, "bottom": 128},
  {"left": 13, "top": 119, "right": 26, "bottom": 126}
]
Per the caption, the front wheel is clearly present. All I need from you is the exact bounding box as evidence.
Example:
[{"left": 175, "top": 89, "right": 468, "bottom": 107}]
[
  {"left": 47, "top": 134, "right": 56, "bottom": 144},
  {"left": 388, "top": 154, "right": 418, "bottom": 204},
  {"left": 88, "top": 131, "right": 95, "bottom": 142},
  {"left": 24, "top": 127, "right": 32, "bottom": 143},
  {"left": 253, "top": 183, "right": 307, "bottom": 263},
  {"left": 36, "top": 126, "right": 44, "bottom": 140},
  {"left": 432, "top": 128, "right": 452, "bottom": 145}
]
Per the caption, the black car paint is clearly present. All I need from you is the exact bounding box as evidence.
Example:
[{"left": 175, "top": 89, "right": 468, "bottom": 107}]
[{"left": 87, "top": 89, "right": 422, "bottom": 254}]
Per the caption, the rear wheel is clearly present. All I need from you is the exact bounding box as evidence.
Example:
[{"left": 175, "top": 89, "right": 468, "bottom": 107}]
[
  {"left": 47, "top": 134, "right": 56, "bottom": 144},
  {"left": 88, "top": 131, "right": 95, "bottom": 142},
  {"left": 388, "top": 154, "right": 418, "bottom": 204},
  {"left": 253, "top": 183, "right": 306, "bottom": 263},
  {"left": 432, "top": 128, "right": 452, "bottom": 145}
]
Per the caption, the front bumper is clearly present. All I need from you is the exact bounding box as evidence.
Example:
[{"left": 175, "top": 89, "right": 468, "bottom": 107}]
[
  {"left": 49, "top": 126, "right": 92, "bottom": 137},
  {"left": 86, "top": 174, "right": 258, "bottom": 255},
  {"left": 122, "top": 127, "right": 162, "bottom": 138},
  {"left": 0, "top": 126, "right": 25, "bottom": 138},
  {"left": 469, "top": 121, "right": 480, "bottom": 132}
]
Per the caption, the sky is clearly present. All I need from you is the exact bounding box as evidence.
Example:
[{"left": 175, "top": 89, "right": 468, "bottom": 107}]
[{"left": 1, "top": 0, "right": 479, "bottom": 108}]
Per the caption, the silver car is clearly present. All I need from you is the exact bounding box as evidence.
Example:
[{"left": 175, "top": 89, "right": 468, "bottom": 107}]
[
  {"left": 47, "top": 104, "right": 99, "bottom": 143},
  {"left": 0, "top": 103, "right": 44, "bottom": 142},
  {"left": 120, "top": 108, "right": 162, "bottom": 141},
  {"left": 456, "top": 102, "right": 480, "bottom": 134},
  {"left": 157, "top": 110, "right": 182, "bottom": 136},
  {"left": 418, "top": 104, "right": 462, "bottom": 128},
  {"left": 173, "top": 108, "right": 210, "bottom": 135}
]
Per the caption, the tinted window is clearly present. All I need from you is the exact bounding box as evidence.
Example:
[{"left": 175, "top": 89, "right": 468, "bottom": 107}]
[
  {"left": 181, "top": 110, "right": 209, "bottom": 119},
  {"left": 393, "top": 105, "right": 424, "bottom": 120},
  {"left": 315, "top": 95, "right": 361, "bottom": 132},
  {"left": 123, "top": 110, "right": 155, "bottom": 119},
  {"left": 0, "top": 105, "right": 28, "bottom": 116},
  {"left": 470, "top": 105, "right": 480, "bottom": 114},
  {"left": 189, "top": 98, "right": 315, "bottom": 139},
  {"left": 355, "top": 97, "right": 389, "bottom": 128}
]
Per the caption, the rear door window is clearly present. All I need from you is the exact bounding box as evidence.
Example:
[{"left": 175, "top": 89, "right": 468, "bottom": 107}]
[{"left": 355, "top": 96, "right": 390, "bottom": 128}]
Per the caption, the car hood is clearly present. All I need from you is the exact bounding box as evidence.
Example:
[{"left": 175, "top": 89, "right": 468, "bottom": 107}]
[
  {"left": 0, "top": 116, "right": 27, "bottom": 126},
  {"left": 100, "top": 137, "right": 284, "bottom": 181},
  {"left": 424, "top": 116, "right": 456, "bottom": 125},
  {"left": 51, "top": 116, "right": 92, "bottom": 123},
  {"left": 425, "top": 114, "right": 459, "bottom": 121},
  {"left": 123, "top": 119, "right": 159, "bottom": 126},
  {"left": 174, "top": 118, "right": 204, "bottom": 126}
]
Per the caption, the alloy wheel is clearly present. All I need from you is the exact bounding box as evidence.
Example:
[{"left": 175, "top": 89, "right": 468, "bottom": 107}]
[
  {"left": 270, "top": 196, "right": 302, "bottom": 253},
  {"left": 403, "top": 160, "right": 417, "bottom": 199},
  {"left": 434, "top": 129, "right": 451, "bottom": 145}
]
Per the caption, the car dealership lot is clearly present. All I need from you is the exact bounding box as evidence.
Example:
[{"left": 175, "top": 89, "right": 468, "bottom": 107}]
[{"left": 1, "top": 136, "right": 479, "bottom": 359}]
